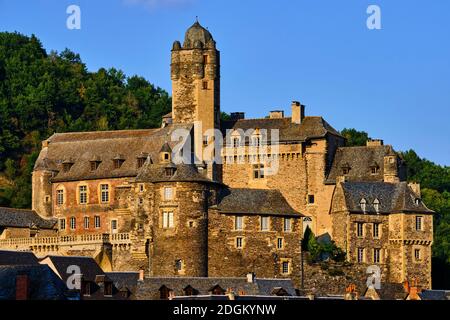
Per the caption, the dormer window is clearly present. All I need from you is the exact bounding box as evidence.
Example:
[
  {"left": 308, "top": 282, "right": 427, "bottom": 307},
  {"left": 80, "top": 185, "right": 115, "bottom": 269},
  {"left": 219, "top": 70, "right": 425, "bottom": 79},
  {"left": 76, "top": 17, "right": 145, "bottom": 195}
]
[
  {"left": 90, "top": 161, "right": 101, "bottom": 171},
  {"left": 113, "top": 155, "right": 125, "bottom": 169},
  {"left": 165, "top": 167, "right": 176, "bottom": 177},
  {"left": 373, "top": 198, "right": 380, "bottom": 213},
  {"left": 341, "top": 163, "right": 351, "bottom": 175},
  {"left": 62, "top": 159, "right": 74, "bottom": 172},
  {"left": 360, "top": 198, "right": 367, "bottom": 212},
  {"left": 370, "top": 163, "right": 380, "bottom": 175},
  {"left": 137, "top": 157, "right": 147, "bottom": 168},
  {"left": 415, "top": 198, "right": 421, "bottom": 206}
]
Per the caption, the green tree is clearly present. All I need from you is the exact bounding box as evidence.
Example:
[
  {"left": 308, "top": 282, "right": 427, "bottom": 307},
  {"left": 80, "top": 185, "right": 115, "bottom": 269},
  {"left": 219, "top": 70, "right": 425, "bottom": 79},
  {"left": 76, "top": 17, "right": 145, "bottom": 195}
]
[{"left": 341, "top": 128, "right": 369, "bottom": 147}]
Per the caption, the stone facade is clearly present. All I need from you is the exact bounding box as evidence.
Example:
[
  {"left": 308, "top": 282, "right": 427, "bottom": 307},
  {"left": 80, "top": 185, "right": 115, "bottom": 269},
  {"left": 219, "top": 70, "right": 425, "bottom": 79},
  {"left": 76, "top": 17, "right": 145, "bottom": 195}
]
[{"left": 0, "top": 21, "right": 433, "bottom": 294}]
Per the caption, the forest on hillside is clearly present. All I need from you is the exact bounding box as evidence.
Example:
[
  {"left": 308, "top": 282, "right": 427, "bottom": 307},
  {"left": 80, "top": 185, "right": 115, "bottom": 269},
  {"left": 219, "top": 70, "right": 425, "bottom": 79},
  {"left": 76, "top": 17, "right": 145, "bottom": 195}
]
[{"left": 1, "top": 32, "right": 449, "bottom": 288}]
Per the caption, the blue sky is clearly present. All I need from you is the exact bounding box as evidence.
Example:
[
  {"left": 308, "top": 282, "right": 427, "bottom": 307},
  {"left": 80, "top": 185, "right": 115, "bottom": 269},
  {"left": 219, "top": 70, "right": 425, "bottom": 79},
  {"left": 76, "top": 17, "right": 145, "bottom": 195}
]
[{"left": 1, "top": 0, "right": 449, "bottom": 165}]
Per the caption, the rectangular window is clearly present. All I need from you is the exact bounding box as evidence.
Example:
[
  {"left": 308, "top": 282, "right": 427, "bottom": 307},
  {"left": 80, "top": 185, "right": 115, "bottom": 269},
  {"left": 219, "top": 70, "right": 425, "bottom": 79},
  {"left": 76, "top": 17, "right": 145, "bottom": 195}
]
[
  {"left": 203, "top": 135, "right": 208, "bottom": 146},
  {"left": 414, "top": 249, "right": 421, "bottom": 261},
  {"left": 70, "top": 217, "right": 76, "bottom": 230},
  {"left": 235, "top": 216, "right": 243, "bottom": 231},
  {"left": 357, "top": 222, "right": 364, "bottom": 237},
  {"left": 277, "top": 238, "right": 283, "bottom": 249},
  {"left": 374, "top": 248, "right": 381, "bottom": 263},
  {"left": 236, "top": 237, "right": 243, "bottom": 249},
  {"left": 56, "top": 189, "right": 64, "bottom": 206},
  {"left": 163, "top": 212, "right": 174, "bottom": 228},
  {"left": 59, "top": 218, "right": 66, "bottom": 230},
  {"left": 104, "top": 283, "right": 113, "bottom": 297},
  {"left": 357, "top": 248, "right": 364, "bottom": 263},
  {"left": 373, "top": 223, "right": 380, "bottom": 238},
  {"left": 79, "top": 185, "right": 87, "bottom": 204},
  {"left": 260, "top": 216, "right": 269, "bottom": 231},
  {"left": 281, "top": 261, "right": 290, "bottom": 274},
  {"left": 416, "top": 216, "right": 423, "bottom": 231},
  {"left": 111, "top": 220, "right": 118, "bottom": 233},
  {"left": 164, "top": 187, "right": 173, "bottom": 200},
  {"left": 233, "top": 138, "right": 240, "bottom": 148},
  {"left": 82, "top": 282, "right": 91, "bottom": 297},
  {"left": 139, "top": 184, "right": 144, "bottom": 193},
  {"left": 283, "top": 218, "right": 292, "bottom": 232},
  {"left": 100, "top": 184, "right": 109, "bottom": 203},
  {"left": 253, "top": 164, "right": 265, "bottom": 179},
  {"left": 202, "top": 81, "right": 208, "bottom": 90},
  {"left": 137, "top": 157, "right": 146, "bottom": 168},
  {"left": 84, "top": 217, "right": 90, "bottom": 229},
  {"left": 175, "top": 259, "right": 183, "bottom": 271},
  {"left": 252, "top": 136, "right": 261, "bottom": 147},
  {"left": 90, "top": 161, "right": 99, "bottom": 171},
  {"left": 308, "top": 195, "right": 315, "bottom": 204},
  {"left": 94, "top": 216, "right": 101, "bottom": 229}
]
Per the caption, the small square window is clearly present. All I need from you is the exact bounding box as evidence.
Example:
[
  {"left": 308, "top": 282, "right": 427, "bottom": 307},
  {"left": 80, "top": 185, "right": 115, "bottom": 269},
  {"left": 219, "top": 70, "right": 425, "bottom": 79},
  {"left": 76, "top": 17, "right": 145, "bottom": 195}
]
[{"left": 164, "top": 187, "right": 173, "bottom": 200}]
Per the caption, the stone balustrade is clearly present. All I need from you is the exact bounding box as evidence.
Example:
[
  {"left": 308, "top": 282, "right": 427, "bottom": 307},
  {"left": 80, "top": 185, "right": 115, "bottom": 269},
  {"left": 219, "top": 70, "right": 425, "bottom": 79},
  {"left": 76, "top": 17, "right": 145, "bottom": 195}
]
[{"left": 0, "top": 232, "right": 131, "bottom": 251}]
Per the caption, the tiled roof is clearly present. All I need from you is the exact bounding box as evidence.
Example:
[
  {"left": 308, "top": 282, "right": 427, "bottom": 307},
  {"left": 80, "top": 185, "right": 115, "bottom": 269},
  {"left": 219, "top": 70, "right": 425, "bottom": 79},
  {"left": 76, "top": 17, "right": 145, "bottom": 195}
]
[
  {"left": 35, "top": 124, "right": 193, "bottom": 182},
  {"left": 340, "top": 182, "right": 434, "bottom": 214},
  {"left": 326, "top": 145, "right": 403, "bottom": 183},
  {"left": 0, "top": 250, "right": 39, "bottom": 266},
  {"left": 216, "top": 188, "right": 301, "bottom": 216},
  {"left": 106, "top": 272, "right": 139, "bottom": 292},
  {"left": 221, "top": 116, "right": 342, "bottom": 143},
  {"left": 135, "top": 276, "right": 297, "bottom": 299},
  {"left": 0, "top": 207, "right": 57, "bottom": 229}
]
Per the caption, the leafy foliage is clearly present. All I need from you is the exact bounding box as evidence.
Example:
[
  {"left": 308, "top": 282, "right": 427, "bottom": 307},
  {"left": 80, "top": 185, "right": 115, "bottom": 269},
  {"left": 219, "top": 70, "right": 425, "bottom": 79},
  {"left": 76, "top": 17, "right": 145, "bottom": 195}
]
[
  {"left": 340, "top": 128, "right": 369, "bottom": 147},
  {"left": 302, "top": 226, "right": 346, "bottom": 263},
  {"left": 0, "top": 32, "right": 171, "bottom": 207}
]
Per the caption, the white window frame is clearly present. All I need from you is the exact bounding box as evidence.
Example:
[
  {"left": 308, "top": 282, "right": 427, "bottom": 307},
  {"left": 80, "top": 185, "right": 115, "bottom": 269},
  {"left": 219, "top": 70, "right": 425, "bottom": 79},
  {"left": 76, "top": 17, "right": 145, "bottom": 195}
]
[
  {"left": 164, "top": 187, "right": 173, "bottom": 200},
  {"left": 94, "top": 216, "right": 101, "bottom": 229},
  {"left": 277, "top": 237, "right": 283, "bottom": 249},
  {"left": 373, "top": 223, "right": 380, "bottom": 238},
  {"left": 234, "top": 216, "right": 243, "bottom": 231},
  {"left": 357, "top": 222, "right": 364, "bottom": 238},
  {"left": 111, "top": 219, "right": 118, "bottom": 234},
  {"left": 236, "top": 237, "right": 243, "bottom": 249},
  {"left": 163, "top": 211, "right": 174, "bottom": 228},
  {"left": 281, "top": 261, "right": 290, "bottom": 274},
  {"left": 70, "top": 217, "right": 76, "bottom": 230},
  {"left": 59, "top": 218, "right": 66, "bottom": 230},
  {"left": 79, "top": 185, "right": 87, "bottom": 204},
  {"left": 56, "top": 189, "right": 64, "bottom": 206},
  {"left": 260, "top": 216, "right": 269, "bottom": 231},
  {"left": 100, "top": 184, "right": 109, "bottom": 203},
  {"left": 416, "top": 216, "right": 423, "bottom": 231},
  {"left": 283, "top": 218, "right": 292, "bottom": 232},
  {"left": 84, "top": 216, "right": 90, "bottom": 229},
  {"left": 357, "top": 248, "right": 364, "bottom": 263}
]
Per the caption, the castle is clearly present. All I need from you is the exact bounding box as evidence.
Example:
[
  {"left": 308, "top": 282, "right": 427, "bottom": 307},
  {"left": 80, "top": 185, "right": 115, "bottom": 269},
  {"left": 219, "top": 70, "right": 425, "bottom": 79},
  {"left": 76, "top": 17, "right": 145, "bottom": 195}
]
[{"left": 0, "top": 21, "right": 433, "bottom": 291}]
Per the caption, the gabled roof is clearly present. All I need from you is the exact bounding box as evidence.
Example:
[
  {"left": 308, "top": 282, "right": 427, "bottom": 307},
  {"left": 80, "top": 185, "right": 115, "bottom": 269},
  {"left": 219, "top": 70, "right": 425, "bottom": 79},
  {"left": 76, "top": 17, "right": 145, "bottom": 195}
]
[
  {"left": 221, "top": 116, "right": 342, "bottom": 143},
  {"left": 340, "top": 182, "right": 434, "bottom": 214},
  {"left": 0, "top": 207, "right": 57, "bottom": 229},
  {"left": 105, "top": 272, "right": 139, "bottom": 292},
  {"left": 326, "top": 145, "right": 402, "bottom": 183},
  {"left": 216, "top": 188, "right": 301, "bottom": 216},
  {"left": 0, "top": 264, "right": 69, "bottom": 300},
  {"left": 0, "top": 250, "right": 39, "bottom": 266},
  {"left": 35, "top": 124, "right": 193, "bottom": 182},
  {"left": 40, "top": 255, "right": 106, "bottom": 283}
]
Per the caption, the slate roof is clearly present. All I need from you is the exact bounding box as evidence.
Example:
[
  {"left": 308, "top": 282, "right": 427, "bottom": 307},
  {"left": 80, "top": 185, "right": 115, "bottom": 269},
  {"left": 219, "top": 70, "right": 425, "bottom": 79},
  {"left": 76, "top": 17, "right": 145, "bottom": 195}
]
[
  {"left": 135, "top": 276, "right": 297, "bottom": 299},
  {"left": 135, "top": 162, "right": 219, "bottom": 184},
  {"left": 0, "top": 250, "right": 39, "bottom": 266},
  {"left": 221, "top": 116, "right": 342, "bottom": 143},
  {"left": 340, "top": 182, "right": 434, "bottom": 214},
  {"left": 40, "top": 255, "right": 107, "bottom": 283},
  {"left": 216, "top": 188, "right": 301, "bottom": 216},
  {"left": 106, "top": 272, "right": 139, "bottom": 292},
  {"left": 35, "top": 124, "right": 193, "bottom": 182},
  {"left": 0, "top": 264, "right": 69, "bottom": 300},
  {"left": 419, "top": 290, "right": 450, "bottom": 300},
  {"left": 0, "top": 207, "right": 57, "bottom": 229},
  {"left": 326, "top": 145, "right": 404, "bottom": 183}
]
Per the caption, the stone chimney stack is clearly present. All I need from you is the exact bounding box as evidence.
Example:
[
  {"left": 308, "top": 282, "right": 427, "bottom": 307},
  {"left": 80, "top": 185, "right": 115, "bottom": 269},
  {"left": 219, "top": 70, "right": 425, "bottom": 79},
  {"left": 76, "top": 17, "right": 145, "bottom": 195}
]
[
  {"left": 291, "top": 101, "right": 305, "bottom": 124},
  {"left": 269, "top": 110, "right": 284, "bottom": 119},
  {"left": 366, "top": 139, "right": 384, "bottom": 147}
]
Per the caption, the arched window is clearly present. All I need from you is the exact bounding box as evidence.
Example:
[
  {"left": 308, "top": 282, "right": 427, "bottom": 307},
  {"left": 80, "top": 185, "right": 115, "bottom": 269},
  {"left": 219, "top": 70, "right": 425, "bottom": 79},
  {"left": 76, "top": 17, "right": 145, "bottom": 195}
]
[
  {"left": 209, "top": 285, "right": 225, "bottom": 295},
  {"left": 360, "top": 198, "right": 367, "bottom": 212}
]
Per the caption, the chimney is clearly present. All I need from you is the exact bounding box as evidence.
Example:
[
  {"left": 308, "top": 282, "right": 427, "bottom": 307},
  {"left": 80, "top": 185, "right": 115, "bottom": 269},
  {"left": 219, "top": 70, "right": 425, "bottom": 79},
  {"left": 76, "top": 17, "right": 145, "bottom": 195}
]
[
  {"left": 291, "top": 101, "right": 305, "bottom": 124},
  {"left": 230, "top": 112, "right": 245, "bottom": 120},
  {"left": 246, "top": 272, "right": 255, "bottom": 283},
  {"left": 269, "top": 110, "right": 284, "bottom": 119},
  {"left": 139, "top": 269, "right": 145, "bottom": 281},
  {"left": 366, "top": 139, "right": 384, "bottom": 147},
  {"left": 408, "top": 182, "right": 421, "bottom": 198},
  {"left": 16, "top": 274, "right": 30, "bottom": 300}
]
